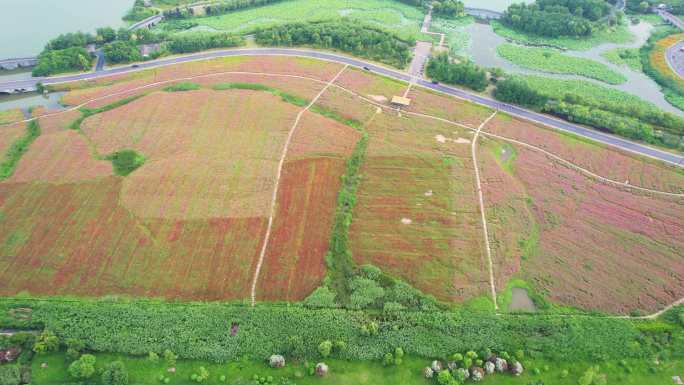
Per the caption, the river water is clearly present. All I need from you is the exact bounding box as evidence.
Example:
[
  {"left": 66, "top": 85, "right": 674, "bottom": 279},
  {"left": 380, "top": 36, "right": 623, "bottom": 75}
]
[
  {"left": 0, "top": 0, "right": 132, "bottom": 59},
  {"left": 462, "top": 21, "right": 684, "bottom": 115}
]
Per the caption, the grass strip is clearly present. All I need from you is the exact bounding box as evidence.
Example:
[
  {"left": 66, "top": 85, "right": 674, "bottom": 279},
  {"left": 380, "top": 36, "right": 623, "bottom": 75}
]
[
  {"left": 70, "top": 94, "right": 146, "bottom": 130},
  {"left": 0, "top": 120, "right": 41, "bottom": 180}
]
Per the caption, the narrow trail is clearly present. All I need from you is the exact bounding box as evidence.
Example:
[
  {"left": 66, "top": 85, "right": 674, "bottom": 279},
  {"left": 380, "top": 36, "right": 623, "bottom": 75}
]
[
  {"left": 472, "top": 111, "right": 499, "bottom": 310},
  {"left": 248, "top": 65, "right": 348, "bottom": 306},
  {"left": 4, "top": 68, "right": 683, "bottom": 317}
]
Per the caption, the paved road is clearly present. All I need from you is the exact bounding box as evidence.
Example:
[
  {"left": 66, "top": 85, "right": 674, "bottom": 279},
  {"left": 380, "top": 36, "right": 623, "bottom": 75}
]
[
  {"left": 666, "top": 39, "right": 684, "bottom": 79},
  {"left": 94, "top": 50, "right": 106, "bottom": 72},
  {"left": 1, "top": 47, "right": 682, "bottom": 166},
  {"left": 658, "top": 10, "right": 684, "bottom": 31}
]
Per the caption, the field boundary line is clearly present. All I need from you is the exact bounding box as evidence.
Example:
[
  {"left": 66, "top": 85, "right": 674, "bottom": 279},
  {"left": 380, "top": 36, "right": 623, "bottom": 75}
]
[
  {"left": 472, "top": 111, "right": 499, "bottom": 310},
  {"left": 249, "top": 65, "right": 349, "bottom": 306}
]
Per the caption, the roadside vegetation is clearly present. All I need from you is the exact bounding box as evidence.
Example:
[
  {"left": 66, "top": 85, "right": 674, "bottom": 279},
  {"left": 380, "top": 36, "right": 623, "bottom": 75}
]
[
  {"left": 123, "top": 0, "right": 159, "bottom": 22},
  {"left": 255, "top": 20, "right": 414, "bottom": 68},
  {"left": 426, "top": 53, "right": 488, "bottom": 91},
  {"left": 497, "top": 43, "right": 627, "bottom": 84},
  {"left": 0, "top": 120, "right": 40, "bottom": 180},
  {"left": 500, "top": 74, "right": 684, "bottom": 149},
  {"left": 601, "top": 47, "right": 643, "bottom": 72},
  {"left": 641, "top": 30, "right": 684, "bottom": 111}
]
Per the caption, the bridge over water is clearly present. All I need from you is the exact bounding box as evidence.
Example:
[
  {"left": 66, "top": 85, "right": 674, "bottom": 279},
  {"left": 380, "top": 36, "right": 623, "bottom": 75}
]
[
  {"left": 0, "top": 57, "right": 37, "bottom": 71},
  {"left": 464, "top": 7, "right": 503, "bottom": 19}
]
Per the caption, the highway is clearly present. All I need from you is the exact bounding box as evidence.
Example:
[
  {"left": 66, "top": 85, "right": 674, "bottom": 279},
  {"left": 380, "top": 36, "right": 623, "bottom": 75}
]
[
  {"left": 666, "top": 39, "right": 684, "bottom": 79},
  {"left": 1, "top": 47, "right": 683, "bottom": 166}
]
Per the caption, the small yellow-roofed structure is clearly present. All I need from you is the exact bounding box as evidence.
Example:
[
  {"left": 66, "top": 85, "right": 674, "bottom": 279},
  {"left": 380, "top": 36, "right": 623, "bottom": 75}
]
[{"left": 391, "top": 96, "right": 411, "bottom": 107}]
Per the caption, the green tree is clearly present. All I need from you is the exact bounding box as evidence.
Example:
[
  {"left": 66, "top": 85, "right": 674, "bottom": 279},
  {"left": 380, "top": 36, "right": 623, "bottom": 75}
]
[
  {"left": 33, "top": 329, "right": 59, "bottom": 354},
  {"left": 318, "top": 340, "right": 333, "bottom": 358},
  {"left": 102, "top": 361, "right": 129, "bottom": 385},
  {"left": 164, "top": 349, "right": 178, "bottom": 367},
  {"left": 103, "top": 40, "right": 142, "bottom": 64},
  {"left": 69, "top": 354, "right": 97, "bottom": 379},
  {"left": 0, "top": 365, "right": 21, "bottom": 385}
]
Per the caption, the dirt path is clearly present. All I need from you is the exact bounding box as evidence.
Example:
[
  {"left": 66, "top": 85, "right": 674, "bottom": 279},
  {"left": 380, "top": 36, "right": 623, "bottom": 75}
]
[
  {"left": 472, "top": 111, "right": 499, "bottom": 310},
  {"left": 249, "top": 65, "right": 349, "bottom": 306},
  {"left": 12, "top": 68, "right": 683, "bottom": 315}
]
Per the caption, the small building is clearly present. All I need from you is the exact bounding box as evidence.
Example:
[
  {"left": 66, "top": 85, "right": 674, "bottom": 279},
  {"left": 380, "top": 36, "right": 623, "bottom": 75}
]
[{"left": 391, "top": 96, "right": 412, "bottom": 107}]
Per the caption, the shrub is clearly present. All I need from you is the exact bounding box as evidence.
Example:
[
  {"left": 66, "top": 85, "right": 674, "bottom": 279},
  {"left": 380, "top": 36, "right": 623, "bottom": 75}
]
[
  {"left": 32, "top": 47, "right": 92, "bottom": 76},
  {"left": 106, "top": 149, "right": 146, "bottom": 176},
  {"left": 103, "top": 41, "right": 143, "bottom": 64},
  {"left": 191, "top": 366, "right": 209, "bottom": 383},
  {"left": 163, "top": 82, "right": 201, "bottom": 92},
  {"left": 426, "top": 53, "right": 489, "bottom": 91},
  {"left": 303, "top": 287, "right": 338, "bottom": 309},
  {"left": 0, "top": 120, "right": 41, "bottom": 181},
  {"left": 102, "top": 361, "right": 129, "bottom": 385},
  {"left": 148, "top": 351, "right": 159, "bottom": 362},
  {"left": 33, "top": 329, "right": 59, "bottom": 354},
  {"left": 69, "top": 354, "right": 96, "bottom": 379},
  {"left": 163, "top": 349, "right": 177, "bottom": 367},
  {"left": 167, "top": 32, "right": 244, "bottom": 54},
  {"left": 0, "top": 365, "right": 20, "bottom": 385},
  {"left": 318, "top": 340, "right": 333, "bottom": 358},
  {"left": 349, "top": 277, "right": 385, "bottom": 309},
  {"left": 383, "top": 353, "right": 394, "bottom": 366},
  {"left": 65, "top": 338, "right": 85, "bottom": 361}
]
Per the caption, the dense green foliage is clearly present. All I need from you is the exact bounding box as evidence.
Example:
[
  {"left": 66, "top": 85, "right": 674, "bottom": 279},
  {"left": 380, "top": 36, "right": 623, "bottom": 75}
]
[
  {"left": 103, "top": 41, "right": 143, "bottom": 64},
  {"left": 510, "top": 75, "right": 684, "bottom": 148},
  {"left": 432, "top": 0, "right": 466, "bottom": 18},
  {"left": 494, "top": 78, "right": 548, "bottom": 110},
  {"left": 0, "top": 365, "right": 20, "bottom": 385},
  {"left": 426, "top": 53, "right": 488, "bottom": 91},
  {"left": 255, "top": 20, "right": 413, "bottom": 68},
  {"left": 0, "top": 298, "right": 681, "bottom": 364},
  {"left": 163, "top": 82, "right": 202, "bottom": 92},
  {"left": 32, "top": 47, "right": 92, "bottom": 76},
  {"left": 102, "top": 360, "right": 129, "bottom": 385},
  {"left": 163, "top": 0, "right": 288, "bottom": 18},
  {"left": 44, "top": 31, "right": 95, "bottom": 51},
  {"left": 640, "top": 29, "right": 684, "bottom": 112},
  {"left": 601, "top": 47, "right": 642, "bottom": 71},
  {"left": 123, "top": 0, "right": 159, "bottom": 22},
  {"left": 106, "top": 150, "right": 146, "bottom": 176},
  {"left": 167, "top": 32, "right": 244, "bottom": 53},
  {"left": 502, "top": 0, "right": 611, "bottom": 38},
  {"left": 497, "top": 44, "right": 627, "bottom": 84},
  {"left": 0, "top": 120, "right": 41, "bottom": 181}
]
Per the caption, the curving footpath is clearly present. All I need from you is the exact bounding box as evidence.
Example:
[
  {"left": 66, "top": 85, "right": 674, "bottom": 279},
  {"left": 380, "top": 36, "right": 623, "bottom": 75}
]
[{"left": 1, "top": 48, "right": 682, "bottom": 167}]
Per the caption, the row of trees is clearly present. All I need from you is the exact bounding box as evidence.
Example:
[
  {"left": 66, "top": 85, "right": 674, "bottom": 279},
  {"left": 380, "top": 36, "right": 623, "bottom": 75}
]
[
  {"left": 255, "top": 20, "right": 413, "bottom": 68},
  {"left": 163, "top": 0, "right": 287, "bottom": 19},
  {"left": 432, "top": 0, "right": 466, "bottom": 18},
  {"left": 426, "top": 53, "right": 489, "bottom": 91},
  {"left": 501, "top": 3, "right": 595, "bottom": 37},
  {"left": 167, "top": 32, "right": 244, "bottom": 54}
]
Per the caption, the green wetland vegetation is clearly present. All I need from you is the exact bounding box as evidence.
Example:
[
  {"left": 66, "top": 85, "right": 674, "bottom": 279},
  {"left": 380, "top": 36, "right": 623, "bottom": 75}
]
[
  {"left": 496, "top": 44, "right": 627, "bottom": 84},
  {"left": 491, "top": 21, "right": 633, "bottom": 51},
  {"left": 601, "top": 48, "right": 643, "bottom": 72}
]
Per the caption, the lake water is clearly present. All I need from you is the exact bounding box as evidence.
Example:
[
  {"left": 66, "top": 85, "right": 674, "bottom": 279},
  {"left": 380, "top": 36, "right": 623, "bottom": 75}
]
[{"left": 0, "top": 0, "right": 132, "bottom": 59}]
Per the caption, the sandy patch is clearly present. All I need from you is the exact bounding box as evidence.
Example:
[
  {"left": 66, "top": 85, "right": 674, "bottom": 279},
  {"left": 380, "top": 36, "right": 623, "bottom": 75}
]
[
  {"left": 401, "top": 218, "right": 413, "bottom": 225},
  {"left": 368, "top": 94, "right": 388, "bottom": 103}
]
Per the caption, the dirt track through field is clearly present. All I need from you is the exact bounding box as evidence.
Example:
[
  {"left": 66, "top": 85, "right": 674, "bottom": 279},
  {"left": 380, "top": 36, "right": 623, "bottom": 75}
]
[
  {"left": 5, "top": 66, "right": 683, "bottom": 316},
  {"left": 249, "top": 65, "right": 349, "bottom": 306},
  {"left": 472, "top": 112, "right": 499, "bottom": 310}
]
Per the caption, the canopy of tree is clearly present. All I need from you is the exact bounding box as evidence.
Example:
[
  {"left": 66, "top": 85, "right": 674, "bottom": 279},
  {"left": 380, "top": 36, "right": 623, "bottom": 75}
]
[
  {"left": 167, "top": 32, "right": 244, "bottom": 54},
  {"left": 425, "top": 53, "right": 489, "bottom": 91},
  {"left": 494, "top": 78, "right": 548, "bottom": 110},
  {"left": 432, "top": 0, "right": 466, "bottom": 18},
  {"left": 32, "top": 47, "right": 92, "bottom": 77},
  {"left": 164, "top": 0, "right": 287, "bottom": 18},
  {"left": 255, "top": 20, "right": 413, "bottom": 68},
  {"left": 124, "top": 0, "right": 159, "bottom": 22},
  {"left": 502, "top": 0, "right": 611, "bottom": 38},
  {"left": 103, "top": 41, "right": 143, "bottom": 64}
]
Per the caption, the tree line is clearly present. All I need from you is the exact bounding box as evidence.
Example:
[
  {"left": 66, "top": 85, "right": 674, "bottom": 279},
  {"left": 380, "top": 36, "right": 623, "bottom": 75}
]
[
  {"left": 501, "top": 0, "right": 611, "bottom": 38},
  {"left": 425, "top": 53, "right": 489, "bottom": 91},
  {"left": 163, "top": 0, "right": 288, "bottom": 19},
  {"left": 432, "top": 0, "right": 466, "bottom": 18},
  {"left": 255, "top": 20, "right": 414, "bottom": 68}
]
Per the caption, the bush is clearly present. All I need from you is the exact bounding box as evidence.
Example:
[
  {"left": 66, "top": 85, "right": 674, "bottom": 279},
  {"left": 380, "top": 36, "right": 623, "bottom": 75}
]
[
  {"left": 0, "top": 365, "right": 20, "bottom": 385},
  {"left": 69, "top": 354, "right": 96, "bottom": 379},
  {"left": 0, "top": 120, "right": 41, "bottom": 181},
  {"left": 106, "top": 149, "right": 146, "bottom": 176},
  {"left": 33, "top": 329, "right": 59, "bottom": 354},
  {"left": 167, "top": 32, "right": 244, "bottom": 54},
  {"left": 318, "top": 340, "right": 333, "bottom": 358},
  {"left": 103, "top": 41, "right": 143, "bottom": 64},
  {"left": 349, "top": 277, "right": 385, "bottom": 309},
  {"left": 163, "top": 349, "right": 177, "bottom": 367},
  {"left": 255, "top": 20, "right": 413, "bottom": 68},
  {"left": 383, "top": 352, "right": 394, "bottom": 366},
  {"left": 148, "top": 351, "right": 159, "bottom": 362},
  {"left": 32, "top": 47, "right": 92, "bottom": 77},
  {"left": 303, "top": 287, "right": 338, "bottom": 309},
  {"left": 426, "top": 53, "right": 489, "bottom": 92},
  {"left": 102, "top": 360, "right": 129, "bottom": 385},
  {"left": 65, "top": 338, "right": 85, "bottom": 361},
  {"left": 163, "top": 82, "right": 201, "bottom": 92}
]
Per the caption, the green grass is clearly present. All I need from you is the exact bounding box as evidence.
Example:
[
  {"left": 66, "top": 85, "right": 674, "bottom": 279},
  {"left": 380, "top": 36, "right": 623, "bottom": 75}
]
[
  {"left": 0, "top": 120, "right": 40, "bottom": 180},
  {"left": 429, "top": 16, "right": 475, "bottom": 57},
  {"left": 163, "top": 82, "right": 202, "bottom": 92},
  {"left": 601, "top": 48, "right": 643, "bottom": 72},
  {"left": 30, "top": 351, "right": 684, "bottom": 385},
  {"left": 182, "top": 0, "right": 425, "bottom": 41},
  {"left": 497, "top": 44, "right": 627, "bottom": 84},
  {"left": 492, "top": 21, "right": 634, "bottom": 50}
]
